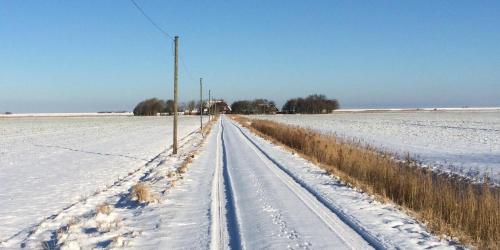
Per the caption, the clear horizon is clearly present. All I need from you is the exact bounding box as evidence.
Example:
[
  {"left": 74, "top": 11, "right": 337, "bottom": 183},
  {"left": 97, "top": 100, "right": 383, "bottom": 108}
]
[{"left": 1, "top": 1, "right": 499, "bottom": 113}]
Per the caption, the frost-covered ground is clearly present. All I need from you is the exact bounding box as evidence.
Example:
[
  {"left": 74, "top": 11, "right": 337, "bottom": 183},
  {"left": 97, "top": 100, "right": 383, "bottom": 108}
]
[
  {"left": 0, "top": 116, "right": 205, "bottom": 243},
  {"left": 0, "top": 112, "right": 132, "bottom": 118},
  {"left": 251, "top": 110, "right": 500, "bottom": 183},
  {"left": 2, "top": 116, "right": 460, "bottom": 249}
]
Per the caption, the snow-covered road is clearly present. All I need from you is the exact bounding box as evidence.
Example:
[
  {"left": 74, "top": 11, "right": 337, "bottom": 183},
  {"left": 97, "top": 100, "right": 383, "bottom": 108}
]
[
  {"left": 149, "top": 116, "right": 456, "bottom": 249},
  {"left": 219, "top": 117, "right": 373, "bottom": 249}
]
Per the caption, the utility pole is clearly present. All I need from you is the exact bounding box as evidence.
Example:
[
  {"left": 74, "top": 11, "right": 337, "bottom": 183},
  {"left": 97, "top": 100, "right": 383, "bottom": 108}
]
[
  {"left": 199, "top": 77, "right": 203, "bottom": 131},
  {"left": 208, "top": 89, "right": 211, "bottom": 122},
  {"left": 173, "top": 36, "right": 179, "bottom": 154}
]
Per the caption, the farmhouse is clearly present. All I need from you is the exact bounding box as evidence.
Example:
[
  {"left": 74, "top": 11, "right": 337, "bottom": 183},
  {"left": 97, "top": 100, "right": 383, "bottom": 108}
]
[
  {"left": 208, "top": 100, "right": 231, "bottom": 114},
  {"left": 257, "top": 102, "right": 279, "bottom": 114}
]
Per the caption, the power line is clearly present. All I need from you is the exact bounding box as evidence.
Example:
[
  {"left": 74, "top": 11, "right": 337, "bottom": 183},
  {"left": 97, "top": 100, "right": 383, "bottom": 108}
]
[
  {"left": 180, "top": 56, "right": 197, "bottom": 82},
  {"left": 130, "top": 0, "right": 174, "bottom": 40},
  {"left": 130, "top": 0, "right": 202, "bottom": 101},
  {"left": 130, "top": 0, "right": 197, "bottom": 81}
]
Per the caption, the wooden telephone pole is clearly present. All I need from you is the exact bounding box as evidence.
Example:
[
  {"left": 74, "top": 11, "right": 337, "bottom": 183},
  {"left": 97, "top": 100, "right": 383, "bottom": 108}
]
[
  {"left": 208, "top": 89, "right": 211, "bottom": 122},
  {"left": 199, "top": 78, "right": 203, "bottom": 131},
  {"left": 173, "top": 36, "right": 179, "bottom": 154}
]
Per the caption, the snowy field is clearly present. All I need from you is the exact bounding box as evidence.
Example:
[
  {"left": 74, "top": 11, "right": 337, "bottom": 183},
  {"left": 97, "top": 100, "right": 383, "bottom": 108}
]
[
  {"left": 4, "top": 116, "right": 457, "bottom": 249},
  {"left": 251, "top": 110, "right": 500, "bottom": 183},
  {"left": 0, "top": 112, "right": 132, "bottom": 118},
  {"left": 0, "top": 115, "right": 204, "bottom": 242}
]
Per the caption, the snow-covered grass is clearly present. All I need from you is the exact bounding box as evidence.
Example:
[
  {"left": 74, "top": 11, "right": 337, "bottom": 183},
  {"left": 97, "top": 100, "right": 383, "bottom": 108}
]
[
  {"left": 0, "top": 115, "right": 204, "bottom": 244},
  {"left": 0, "top": 117, "right": 217, "bottom": 249},
  {"left": 235, "top": 116, "right": 499, "bottom": 248},
  {"left": 250, "top": 110, "right": 500, "bottom": 184}
]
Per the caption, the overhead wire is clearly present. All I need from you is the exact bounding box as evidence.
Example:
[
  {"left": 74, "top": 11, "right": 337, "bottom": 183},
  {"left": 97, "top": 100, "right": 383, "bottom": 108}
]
[
  {"left": 129, "top": 0, "right": 174, "bottom": 40},
  {"left": 129, "top": 0, "right": 201, "bottom": 87},
  {"left": 180, "top": 56, "right": 197, "bottom": 82}
]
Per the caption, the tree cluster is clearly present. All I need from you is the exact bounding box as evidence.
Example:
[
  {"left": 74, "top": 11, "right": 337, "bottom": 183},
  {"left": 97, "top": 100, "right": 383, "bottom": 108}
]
[
  {"left": 133, "top": 98, "right": 175, "bottom": 116},
  {"left": 182, "top": 100, "right": 202, "bottom": 115},
  {"left": 282, "top": 94, "right": 339, "bottom": 114},
  {"left": 231, "top": 99, "right": 278, "bottom": 114}
]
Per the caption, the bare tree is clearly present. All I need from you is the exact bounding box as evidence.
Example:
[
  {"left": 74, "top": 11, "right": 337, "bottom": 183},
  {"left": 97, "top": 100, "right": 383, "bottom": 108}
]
[
  {"left": 187, "top": 100, "right": 196, "bottom": 115},
  {"left": 165, "top": 100, "right": 175, "bottom": 115}
]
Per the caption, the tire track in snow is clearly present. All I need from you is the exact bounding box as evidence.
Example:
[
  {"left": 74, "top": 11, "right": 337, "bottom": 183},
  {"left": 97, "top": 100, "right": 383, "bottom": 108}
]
[
  {"left": 210, "top": 121, "right": 227, "bottom": 250},
  {"left": 227, "top": 118, "right": 388, "bottom": 249},
  {"left": 244, "top": 151, "right": 312, "bottom": 249},
  {"left": 219, "top": 121, "right": 243, "bottom": 249}
]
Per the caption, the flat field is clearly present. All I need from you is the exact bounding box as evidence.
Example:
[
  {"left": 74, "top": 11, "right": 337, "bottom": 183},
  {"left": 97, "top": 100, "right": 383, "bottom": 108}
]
[
  {"left": 251, "top": 110, "right": 500, "bottom": 183},
  {"left": 0, "top": 116, "right": 203, "bottom": 241}
]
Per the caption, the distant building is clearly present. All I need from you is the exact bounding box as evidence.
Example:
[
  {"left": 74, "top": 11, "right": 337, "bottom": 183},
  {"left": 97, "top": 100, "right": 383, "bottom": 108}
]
[
  {"left": 184, "top": 108, "right": 203, "bottom": 115},
  {"left": 257, "top": 103, "right": 278, "bottom": 114},
  {"left": 208, "top": 100, "right": 231, "bottom": 114}
]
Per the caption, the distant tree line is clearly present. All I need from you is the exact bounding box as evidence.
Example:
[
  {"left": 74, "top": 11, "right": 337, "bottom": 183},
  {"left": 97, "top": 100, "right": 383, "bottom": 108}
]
[
  {"left": 282, "top": 94, "right": 339, "bottom": 114},
  {"left": 134, "top": 94, "right": 339, "bottom": 116},
  {"left": 133, "top": 98, "right": 206, "bottom": 116},
  {"left": 231, "top": 99, "right": 278, "bottom": 114},
  {"left": 133, "top": 98, "right": 175, "bottom": 116}
]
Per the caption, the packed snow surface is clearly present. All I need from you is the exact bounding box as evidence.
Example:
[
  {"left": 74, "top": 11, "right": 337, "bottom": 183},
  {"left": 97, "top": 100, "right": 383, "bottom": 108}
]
[
  {"left": 252, "top": 111, "right": 500, "bottom": 183},
  {"left": 0, "top": 115, "right": 204, "bottom": 242}
]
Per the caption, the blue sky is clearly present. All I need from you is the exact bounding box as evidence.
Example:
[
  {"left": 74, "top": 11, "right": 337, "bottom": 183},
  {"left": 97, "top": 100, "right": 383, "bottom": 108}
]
[{"left": 1, "top": 0, "right": 499, "bottom": 112}]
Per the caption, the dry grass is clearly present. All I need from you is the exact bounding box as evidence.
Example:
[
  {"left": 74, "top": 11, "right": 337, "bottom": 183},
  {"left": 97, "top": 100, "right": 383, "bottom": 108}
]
[
  {"left": 176, "top": 155, "right": 193, "bottom": 175},
  {"left": 112, "top": 236, "right": 125, "bottom": 247},
  {"left": 163, "top": 117, "right": 220, "bottom": 192},
  {"left": 170, "top": 179, "right": 177, "bottom": 187},
  {"left": 96, "top": 203, "right": 111, "bottom": 215},
  {"left": 201, "top": 121, "right": 213, "bottom": 137},
  {"left": 232, "top": 116, "right": 500, "bottom": 249},
  {"left": 172, "top": 116, "right": 219, "bottom": 178},
  {"left": 176, "top": 165, "right": 188, "bottom": 174},
  {"left": 166, "top": 171, "right": 176, "bottom": 179},
  {"left": 130, "top": 183, "right": 153, "bottom": 203}
]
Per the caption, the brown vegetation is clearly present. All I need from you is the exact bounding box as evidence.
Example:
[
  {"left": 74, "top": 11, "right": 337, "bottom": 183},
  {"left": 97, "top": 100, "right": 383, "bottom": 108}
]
[
  {"left": 176, "top": 164, "right": 188, "bottom": 174},
  {"left": 232, "top": 116, "right": 499, "bottom": 249},
  {"left": 166, "top": 171, "right": 176, "bottom": 179},
  {"left": 201, "top": 116, "right": 218, "bottom": 136},
  {"left": 167, "top": 116, "right": 219, "bottom": 188},
  {"left": 131, "top": 183, "right": 153, "bottom": 203},
  {"left": 96, "top": 203, "right": 111, "bottom": 215}
]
